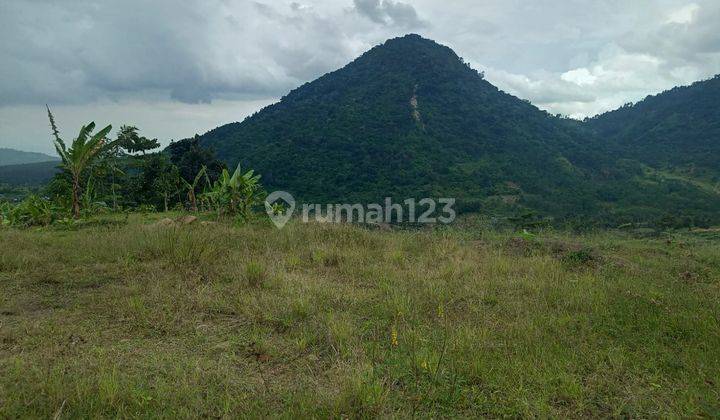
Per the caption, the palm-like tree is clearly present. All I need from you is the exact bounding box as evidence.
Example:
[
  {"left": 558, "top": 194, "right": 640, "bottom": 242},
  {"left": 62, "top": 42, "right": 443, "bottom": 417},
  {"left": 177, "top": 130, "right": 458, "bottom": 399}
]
[
  {"left": 181, "top": 165, "right": 208, "bottom": 212},
  {"left": 202, "top": 164, "right": 264, "bottom": 220},
  {"left": 47, "top": 106, "right": 112, "bottom": 218}
]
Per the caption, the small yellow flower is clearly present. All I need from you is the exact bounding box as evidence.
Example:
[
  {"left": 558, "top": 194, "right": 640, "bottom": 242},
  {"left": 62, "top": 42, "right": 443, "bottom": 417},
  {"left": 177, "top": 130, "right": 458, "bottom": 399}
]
[
  {"left": 391, "top": 327, "right": 398, "bottom": 347},
  {"left": 437, "top": 304, "right": 444, "bottom": 319},
  {"left": 421, "top": 360, "right": 428, "bottom": 370}
]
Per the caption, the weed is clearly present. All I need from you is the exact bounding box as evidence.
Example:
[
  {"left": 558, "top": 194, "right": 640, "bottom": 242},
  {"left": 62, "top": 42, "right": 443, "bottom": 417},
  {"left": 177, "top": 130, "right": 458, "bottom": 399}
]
[{"left": 244, "top": 261, "right": 268, "bottom": 287}]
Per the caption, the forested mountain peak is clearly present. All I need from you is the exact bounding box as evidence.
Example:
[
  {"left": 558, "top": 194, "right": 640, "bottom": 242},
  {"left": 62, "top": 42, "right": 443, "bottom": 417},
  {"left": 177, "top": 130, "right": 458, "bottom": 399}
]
[
  {"left": 197, "top": 34, "right": 596, "bottom": 209},
  {"left": 191, "top": 35, "right": 720, "bottom": 226}
]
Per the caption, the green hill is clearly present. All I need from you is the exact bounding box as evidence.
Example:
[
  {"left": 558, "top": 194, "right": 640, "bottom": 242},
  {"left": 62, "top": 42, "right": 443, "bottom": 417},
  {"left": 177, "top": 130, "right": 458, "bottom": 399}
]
[
  {"left": 0, "top": 161, "right": 61, "bottom": 186},
  {"left": 198, "top": 35, "right": 608, "bottom": 217},
  {"left": 192, "top": 34, "right": 720, "bottom": 226},
  {"left": 586, "top": 75, "right": 720, "bottom": 179}
]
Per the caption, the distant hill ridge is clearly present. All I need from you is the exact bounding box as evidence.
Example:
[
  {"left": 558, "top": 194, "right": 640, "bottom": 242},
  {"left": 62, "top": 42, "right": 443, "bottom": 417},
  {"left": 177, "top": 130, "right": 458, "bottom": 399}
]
[
  {"left": 0, "top": 161, "right": 60, "bottom": 186},
  {"left": 586, "top": 75, "right": 720, "bottom": 176},
  {"left": 0, "top": 148, "right": 58, "bottom": 167}
]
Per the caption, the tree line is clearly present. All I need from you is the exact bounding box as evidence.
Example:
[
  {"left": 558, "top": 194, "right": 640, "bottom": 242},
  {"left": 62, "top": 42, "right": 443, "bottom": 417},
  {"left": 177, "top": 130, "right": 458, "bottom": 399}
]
[{"left": 0, "top": 109, "right": 265, "bottom": 227}]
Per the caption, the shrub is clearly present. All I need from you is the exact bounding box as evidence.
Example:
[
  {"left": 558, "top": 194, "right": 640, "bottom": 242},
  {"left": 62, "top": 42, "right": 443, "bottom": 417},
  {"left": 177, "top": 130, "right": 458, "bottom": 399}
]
[
  {"left": 0, "top": 195, "right": 63, "bottom": 227},
  {"left": 560, "top": 247, "right": 601, "bottom": 269},
  {"left": 201, "top": 164, "right": 265, "bottom": 222}
]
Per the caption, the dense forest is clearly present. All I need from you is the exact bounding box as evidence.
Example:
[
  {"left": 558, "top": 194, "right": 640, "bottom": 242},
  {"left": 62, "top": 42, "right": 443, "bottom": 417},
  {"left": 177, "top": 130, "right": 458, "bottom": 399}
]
[
  {"left": 586, "top": 75, "right": 720, "bottom": 177},
  {"left": 195, "top": 35, "right": 720, "bottom": 227},
  {"left": 0, "top": 161, "right": 59, "bottom": 186}
]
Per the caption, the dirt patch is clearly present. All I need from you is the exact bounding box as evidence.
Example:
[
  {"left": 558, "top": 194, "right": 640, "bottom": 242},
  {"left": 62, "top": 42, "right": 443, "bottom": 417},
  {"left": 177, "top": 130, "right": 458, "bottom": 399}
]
[{"left": 504, "top": 237, "right": 542, "bottom": 257}]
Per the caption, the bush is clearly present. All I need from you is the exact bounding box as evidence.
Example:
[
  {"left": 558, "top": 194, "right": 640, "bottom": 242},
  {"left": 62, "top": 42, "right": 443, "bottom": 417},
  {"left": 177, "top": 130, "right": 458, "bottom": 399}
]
[
  {"left": 0, "top": 195, "right": 64, "bottom": 227},
  {"left": 560, "top": 247, "right": 601, "bottom": 269}
]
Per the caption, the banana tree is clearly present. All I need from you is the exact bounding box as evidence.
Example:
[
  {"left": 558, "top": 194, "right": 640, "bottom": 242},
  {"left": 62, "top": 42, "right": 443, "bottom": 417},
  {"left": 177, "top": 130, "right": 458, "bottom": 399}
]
[
  {"left": 202, "top": 164, "right": 264, "bottom": 220},
  {"left": 47, "top": 106, "right": 112, "bottom": 218},
  {"left": 181, "top": 165, "right": 207, "bottom": 212}
]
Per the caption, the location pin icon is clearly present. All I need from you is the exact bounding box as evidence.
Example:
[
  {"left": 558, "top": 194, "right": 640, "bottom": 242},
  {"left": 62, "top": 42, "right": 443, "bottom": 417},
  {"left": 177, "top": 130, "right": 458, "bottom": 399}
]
[{"left": 265, "top": 191, "right": 296, "bottom": 229}]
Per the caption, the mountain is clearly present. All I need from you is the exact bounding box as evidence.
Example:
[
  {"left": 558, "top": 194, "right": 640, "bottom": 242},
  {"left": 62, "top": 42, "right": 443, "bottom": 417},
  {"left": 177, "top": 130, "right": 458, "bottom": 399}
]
[
  {"left": 586, "top": 75, "right": 720, "bottom": 179},
  {"left": 0, "top": 161, "right": 60, "bottom": 186},
  {"left": 0, "top": 148, "right": 59, "bottom": 186},
  {"left": 193, "top": 34, "right": 720, "bottom": 226},
  {"left": 198, "top": 35, "right": 611, "bottom": 217},
  {"left": 0, "top": 148, "right": 58, "bottom": 167}
]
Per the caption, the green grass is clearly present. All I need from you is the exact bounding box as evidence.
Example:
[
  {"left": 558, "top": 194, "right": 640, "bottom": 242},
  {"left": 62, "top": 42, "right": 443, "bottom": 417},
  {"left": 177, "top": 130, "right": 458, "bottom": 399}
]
[{"left": 1, "top": 215, "right": 719, "bottom": 417}]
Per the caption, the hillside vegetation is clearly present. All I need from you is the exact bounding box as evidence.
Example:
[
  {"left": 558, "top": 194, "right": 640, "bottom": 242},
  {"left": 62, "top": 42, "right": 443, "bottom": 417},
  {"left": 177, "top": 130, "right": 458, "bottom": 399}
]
[
  {"left": 198, "top": 35, "right": 606, "bottom": 218},
  {"left": 4, "top": 37, "right": 719, "bottom": 228},
  {"left": 194, "top": 35, "right": 720, "bottom": 226},
  {"left": 0, "top": 160, "right": 60, "bottom": 186},
  {"left": 587, "top": 75, "right": 720, "bottom": 176},
  {"left": 0, "top": 148, "right": 60, "bottom": 186},
  {"left": 1, "top": 216, "right": 719, "bottom": 417}
]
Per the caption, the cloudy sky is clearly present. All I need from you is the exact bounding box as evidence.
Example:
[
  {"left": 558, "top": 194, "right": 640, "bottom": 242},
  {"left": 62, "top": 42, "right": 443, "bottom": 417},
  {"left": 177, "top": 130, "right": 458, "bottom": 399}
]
[{"left": 1, "top": 0, "right": 719, "bottom": 154}]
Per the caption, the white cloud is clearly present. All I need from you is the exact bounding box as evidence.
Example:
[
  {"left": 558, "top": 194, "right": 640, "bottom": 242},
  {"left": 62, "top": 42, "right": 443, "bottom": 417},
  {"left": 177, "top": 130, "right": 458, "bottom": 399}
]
[
  {"left": 665, "top": 3, "right": 700, "bottom": 24},
  {"left": 471, "top": 1, "right": 720, "bottom": 118},
  {"left": 484, "top": 44, "right": 696, "bottom": 118},
  {"left": 561, "top": 68, "right": 598, "bottom": 86}
]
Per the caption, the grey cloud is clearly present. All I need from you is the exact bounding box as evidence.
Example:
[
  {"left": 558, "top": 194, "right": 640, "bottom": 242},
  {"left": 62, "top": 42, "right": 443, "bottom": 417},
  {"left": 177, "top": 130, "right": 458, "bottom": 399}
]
[
  {"left": 353, "top": 0, "right": 427, "bottom": 29},
  {"left": 451, "top": 0, "right": 720, "bottom": 117},
  {"left": 0, "top": 0, "right": 719, "bottom": 126},
  {"left": 620, "top": 3, "right": 720, "bottom": 65},
  {"left": 0, "top": 0, "right": 363, "bottom": 106}
]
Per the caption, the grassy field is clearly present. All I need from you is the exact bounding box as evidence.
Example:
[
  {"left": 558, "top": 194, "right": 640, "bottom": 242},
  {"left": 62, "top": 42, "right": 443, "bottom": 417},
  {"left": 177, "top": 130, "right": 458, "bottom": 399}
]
[{"left": 1, "top": 215, "right": 719, "bottom": 417}]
